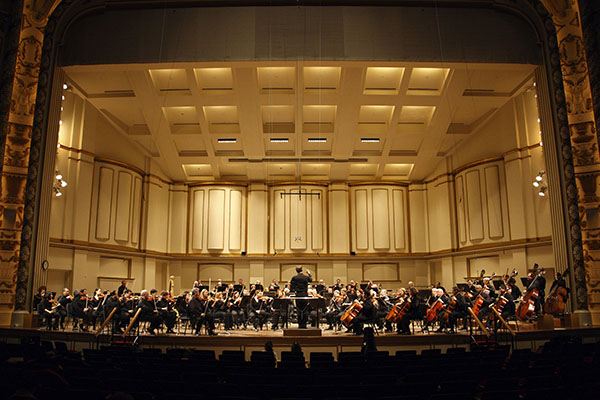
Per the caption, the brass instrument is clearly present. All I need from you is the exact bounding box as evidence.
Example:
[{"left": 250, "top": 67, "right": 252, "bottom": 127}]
[{"left": 168, "top": 275, "right": 175, "bottom": 297}]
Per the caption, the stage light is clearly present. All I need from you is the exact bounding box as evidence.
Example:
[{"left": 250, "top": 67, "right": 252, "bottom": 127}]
[
  {"left": 533, "top": 181, "right": 540, "bottom": 188},
  {"left": 55, "top": 173, "right": 62, "bottom": 180},
  {"left": 538, "top": 186, "right": 547, "bottom": 197},
  {"left": 61, "top": 181, "right": 67, "bottom": 188},
  {"left": 63, "top": 83, "right": 68, "bottom": 90}
]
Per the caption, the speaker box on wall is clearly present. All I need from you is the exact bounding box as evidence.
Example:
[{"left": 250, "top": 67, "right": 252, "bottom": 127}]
[{"left": 350, "top": 251, "right": 356, "bottom": 256}]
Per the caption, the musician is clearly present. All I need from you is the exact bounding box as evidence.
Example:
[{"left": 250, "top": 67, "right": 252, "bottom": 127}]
[
  {"left": 315, "top": 279, "right": 327, "bottom": 296},
  {"left": 214, "top": 279, "right": 226, "bottom": 293},
  {"left": 254, "top": 280, "right": 264, "bottom": 292},
  {"left": 435, "top": 281, "right": 446, "bottom": 294},
  {"left": 228, "top": 291, "right": 244, "bottom": 328},
  {"left": 334, "top": 279, "right": 344, "bottom": 291},
  {"left": 33, "top": 286, "right": 47, "bottom": 315},
  {"left": 103, "top": 291, "right": 122, "bottom": 334},
  {"left": 237, "top": 279, "right": 246, "bottom": 291},
  {"left": 268, "top": 279, "right": 280, "bottom": 291},
  {"left": 249, "top": 291, "right": 271, "bottom": 331},
  {"left": 212, "top": 291, "right": 233, "bottom": 331},
  {"left": 438, "top": 287, "right": 467, "bottom": 334},
  {"left": 397, "top": 287, "right": 420, "bottom": 335},
  {"left": 117, "top": 280, "right": 128, "bottom": 297},
  {"left": 55, "top": 288, "right": 72, "bottom": 330},
  {"left": 528, "top": 264, "right": 546, "bottom": 314},
  {"left": 117, "top": 290, "right": 136, "bottom": 332},
  {"left": 157, "top": 291, "right": 177, "bottom": 334},
  {"left": 377, "top": 289, "right": 393, "bottom": 332},
  {"left": 549, "top": 272, "right": 568, "bottom": 302},
  {"left": 72, "top": 288, "right": 92, "bottom": 331},
  {"left": 137, "top": 290, "right": 161, "bottom": 335},
  {"left": 325, "top": 289, "right": 344, "bottom": 330},
  {"left": 290, "top": 266, "right": 312, "bottom": 329},
  {"left": 40, "top": 292, "right": 59, "bottom": 330},
  {"left": 188, "top": 288, "right": 216, "bottom": 336},
  {"left": 474, "top": 284, "right": 494, "bottom": 322},
  {"left": 352, "top": 290, "right": 376, "bottom": 336},
  {"left": 507, "top": 277, "right": 522, "bottom": 299}
]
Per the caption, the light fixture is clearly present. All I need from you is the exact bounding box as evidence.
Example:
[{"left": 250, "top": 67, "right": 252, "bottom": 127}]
[
  {"left": 54, "top": 170, "right": 67, "bottom": 197},
  {"left": 308, "top": 138, "right": 327, "bottom": 143},
  {"left": 270, "top": 138, "right": 289, "bottom": 143},
  {"left": 538, "top": 186, "right": 547, "bottom": 197},
  {"left": 217, "top": 138, "right": 237, "bottom": 143},
  {"left": 532, "top": 181, "right": 540, "bottom": 188},
  {"left": 361, "top": 138, "right": 380, "bottom": 143},
  {"left": 63, "top": 83, "right": 68, "bottom": 90},
  {"left": 535, "top": 171, "right": 545, "bottom": 181},
  {"left": 61, "top": 95, "right": 65, "bottom": 101}
]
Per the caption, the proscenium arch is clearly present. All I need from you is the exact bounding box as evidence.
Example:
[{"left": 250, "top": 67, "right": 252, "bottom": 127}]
[{"left": 18, "top": 0, "right": 584, "bottom": 313}]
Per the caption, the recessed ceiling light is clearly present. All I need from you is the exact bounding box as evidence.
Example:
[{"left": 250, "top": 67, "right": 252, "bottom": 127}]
[
  {"left": 217, "top": 138, "right": 237, "bottom": 143},
  {"left": 308, "top": 138, "right": 327, "bottom": 143},
  {"left": 361, "top": 138, "right": 380, "bottom": 143},
  {"left": 270, "top": 138, "right": 289, "bottom": 143}
]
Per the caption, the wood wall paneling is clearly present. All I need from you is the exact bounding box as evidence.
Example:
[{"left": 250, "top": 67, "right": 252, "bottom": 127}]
[
  {"left": 354, "top": 189, "right": 369, "bottom": 250},
  {"left": 290, "top": 190, "right": 307, "bottom": 250},
  {"left": 95, "top": 167, "right": 114, "bottom": 240},
  {"left": 465, "top": 170, "right": 484, "bottom": 241},
  {"left": 192, "top": 190, "right": 204, "bottom": 251},
  {"left": 311, "top": 190, "right": 324, "bottom": 250},
  {"left": 131, "top": 176, "right": 142, "bottom": 245},
  {"left": 198, "top": 263, "right": 233, "bottom": 281},
  {"left": 484, "top": 166, "right": 504, "bottom": 239},
  {"left": 392, "top": 189, "right": 405, "bottom": 250},
  {"left": 456, "top": 175, "right": 467, "bottom": 244},
  {"left": 114, "top": 171, "right": 132, "bottom": 242},
  {"left": 273, "top": 190, "right": 286, "bottom": 251},
  {"left": 372, "top": 189, "right": 391, "bottom": 250},
  {"left": 229, "top": 190, "right": 242, "bottom": 251},
  {"left": 207, "top": 189, "right": 226, "bottom": 250}
]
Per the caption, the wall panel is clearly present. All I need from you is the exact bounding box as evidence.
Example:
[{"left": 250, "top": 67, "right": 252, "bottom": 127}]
[
  {"left": 392, "top": 189, "right": 405, "bottom": 250},
  {"left": 207, "top": 189, "right": 226, "bottom": 250},
  {"left": 191, "top": 190, "right": 204, "bottom": 251},
  {"left": 290, "top": 190, "right": 307, "bottom": 250},
  {"left": 465, "top": 170, "right": 484, "bottom": 241},
  {"left": 456, "top": 175, "right": 467, "bottom": 244},
  {"left": 354, "top": 189, "right": 369, "bottom": 250},
  {"left": 273, "top": 190, "right": 286, "bottom": 251},
  {"left": 229, "top": 190, "right": 242, "bottom": 251},
  {"left": 311, "top": 190, "right": 324, "bottom": 250},
  {"left": 484, "top": 166, "right": 504, "bottom": 239},
  {"left": 114, "top": 171, "right": 132, "bottom": 242},
  {"left": 372, "top": 189, "right": 390, "bottom": 250},
  {"left": 131, "top": 177, "right": 142, "bottom": 245},
  {"left": 95, "top": 167, "right": 114, "bottom": 240}
]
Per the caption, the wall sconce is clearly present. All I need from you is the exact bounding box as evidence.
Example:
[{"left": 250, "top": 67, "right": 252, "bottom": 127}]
[{"left": 54, "top": 169, "right": 67, "bottom": 197}]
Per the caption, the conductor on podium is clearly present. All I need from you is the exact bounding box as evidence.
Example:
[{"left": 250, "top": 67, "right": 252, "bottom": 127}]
[{"left": 290, "top": 266, "right": 312, "bottom": 328}]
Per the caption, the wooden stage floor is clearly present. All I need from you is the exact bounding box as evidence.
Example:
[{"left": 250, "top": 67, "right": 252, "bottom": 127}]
[{"left": 2, "top": 324, "right": 600, "bottom": 354}]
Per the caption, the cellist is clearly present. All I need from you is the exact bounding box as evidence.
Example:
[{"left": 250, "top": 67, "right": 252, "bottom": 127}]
[
  {"left": 397, "top": 287, "right": 420, "bottom": 335},
  {"left": 352, "top": 289, "right": 375, "bottom": 336}
]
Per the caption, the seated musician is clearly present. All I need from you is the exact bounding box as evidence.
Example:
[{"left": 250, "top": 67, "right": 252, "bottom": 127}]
[
  {"left": 473, "top": 284, "right": 494, "bottom": 322},
  {"left": 101, "top": 291, "right": 121, "bottom": 334},
  {"left": 268, "top": 279, "right": 280, "bottom": 291},
  {"left": 249, "top": 291, "right": 271, "bottom": 331},
  {"left": 352, "top": 289, "right": 376, "bottom": 336},
  {"left": 423, "top": 288, "right": 445, "bottom": 333},
  {"left": 55, "top": 288, "right": 72, "bottom": 330},
  {"left": 497, "top": 285, "right": 516, "bottom": 320},
  {"left": 157, "top": 291, "right": 177, "bottom": 334},
  {"left": 325, "top": 289, "right": 344, "bottom": 330},
  {"left": 188, "top": 288, "right": 216, "bottom": 336},
  {"left": 307, "top": 288, "right": 325, "bottom": 328},
  {"left": 72, "top": 288, "right": 92, "bottom": 331},
  {"left": 228, "top": 291, "right": 244, "bottom": 328},
  {"left": 212, "top": 291, "right": 233, "bottom": 331},
  {"left": 90, "top": 288, "right": 105, "bottom": 329},
  {"left": 507, "top": 277, "right": 522, "bottom": 299},
  {"left": 40, "top": 292, "right": 59, "bottom": 330},
  {"left": 137, "top": 290, "right": 161, "bottom": 335},
  {"left": 377, "top": 289, "right": 393, "bottom": 332},
  {"left": 397, "top": 287, "right": 420, "bottom": 335},
  {"left": 118, "top": 289, "right": 136, "bottom": 332},
  {"left": 438, "top": 287, "right": 467, "bottom": 334}
]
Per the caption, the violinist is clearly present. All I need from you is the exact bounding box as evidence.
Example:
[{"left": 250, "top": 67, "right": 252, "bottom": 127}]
[
  {"left": 268, "top": 279, "right": 280, "bottom": 291},
  {"left": 249, "top": 291, "right": 271, "bottom": 331},
  {"left": 228, "top": 291, "right": 244, "bottom": 328},
  {"left": 137, "top": 290, "right": 161, "bottom": 335},
  {"left": 102, "top": 290, "right": 121, "bottom": 333},
  {"left": 91, "top": 288, "right": 107, "bottom": 329},
  {"left": 325, "top": 289, "right": 344, "bottom": 330},
  {"left": 72, "top": 288, "right": 91, "bottom": 331},
  {"left": 212, "top": 291, "right": 233, "bottom": 331},
  {"left": 397, "top": 287, "right": 420, "bottom": 335},
  {"left": 157, "top": 291, "right": 177, "bottom": 334},
  {"left": 190, "top": 288, "right": 216, "bottom": 335},
  {"left": 117, "top": 280, "right": 127, "bottom": 297},
  {"left": 33, "top": 286, "right": 46, "bottom": 315},
  {"left": 334, "top": 278, "right": 344, "bottom": 291},
  {"left": 40, "top": 292, "right": 59, "bottom": 330},
  {"left": 118, "top": 289, "right": 136, "bottom": 331},
  {"left": 55, "top": 288, "right": 72, "bottom": 330}
]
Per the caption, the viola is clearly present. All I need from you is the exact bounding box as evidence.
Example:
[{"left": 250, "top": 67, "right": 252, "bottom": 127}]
[{"left": 341, "top": 301, "right": 363, "bottom": 327}]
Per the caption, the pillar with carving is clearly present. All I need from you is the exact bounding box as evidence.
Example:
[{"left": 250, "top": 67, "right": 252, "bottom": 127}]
[{"left": 0, "top": 0, "right": 58, "bottom": 325}]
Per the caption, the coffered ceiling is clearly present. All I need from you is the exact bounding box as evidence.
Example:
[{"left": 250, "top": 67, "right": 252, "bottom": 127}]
[{"left": 63, "top": 61, "right": 535, "bottom": 182}]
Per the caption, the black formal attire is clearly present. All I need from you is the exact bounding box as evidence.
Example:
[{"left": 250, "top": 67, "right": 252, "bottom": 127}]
[
  {"left": 72, "top": 295, "right": 91, "bottom": 329},
  {"left": 138, "top": 298, "right": 161, "bottom": 334},
  {"left": 40, "top": 297, "right": 59, "bottom": 330},
  {"left": 248, "top": 297, "right": 270, "bottom": 329},
  {"left": 188, "top": 296, "right": 215, "bottom": 335},
  {"left": 55, "top": 294, "right": 71, "bottom": 329},
  {"left": 290, "top": 272, "right": 312, "bottom": 328},
  {"left": 117, "top": 284, "right": 127, "bottom": 297},
  {"left": 398, "top": 296, "right": 421, "bottom": 334},
  {"left": 157, "top": 298, "right": 177, "bottom": 332},
  {"left": 212, "top": 299, "right": 233, "bottom": 330},
  {"left": 353, "top": 298, "right": 376, "bottom": 335}
]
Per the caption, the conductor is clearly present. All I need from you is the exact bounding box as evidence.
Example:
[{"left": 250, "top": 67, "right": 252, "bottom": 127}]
[{"left": 290, "top": 266, "right": 312, "bottom": 329}]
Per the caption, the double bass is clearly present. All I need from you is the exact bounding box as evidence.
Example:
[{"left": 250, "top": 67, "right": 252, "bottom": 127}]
[
  {"left": 516, "top": 267, "right": 545, "bottom": 321},
  {"left": 544, "top": 269, "right": 569, "bottom": 316}
]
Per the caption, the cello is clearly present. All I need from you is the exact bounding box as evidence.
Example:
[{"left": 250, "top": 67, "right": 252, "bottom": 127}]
[
  {"left": 426, "top": 298, "right": 444, "bottom": 323},
  {"left": 544, "top": 268, "right": 569, "bottom": 316},
  {"left": 516, "top": 267, "right": 545, "bottom": 321},
  {"left": 386, "top": 298, "right": 411, "bottom": 323},
  {"left": 341, "top": 301, "right": 363, "bottom": 327}
]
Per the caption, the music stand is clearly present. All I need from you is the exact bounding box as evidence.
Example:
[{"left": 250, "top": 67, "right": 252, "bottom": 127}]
[
  {"left": 272, "top": 297, "right": 289, "bottom": 328},
  {"left": 197, "top": 285, "right": 209, "bottom": 292},
  {"left": 520, "top": 278, "right": 529, "bottom": 288},
  {"left": 456, "top": 283, "right": 469, "bottom": 292},
  {"left": 216, "top": 286, "right": 226, "bottom": 292},
  {"left": 360, "top": 283, "right": 368, "bottom": 291},
  {"left": 492, "top": 280, "right": 505, "bottom": 291},
  {"left": 233, "top": 285, "right": 243, "bottom": 292}
]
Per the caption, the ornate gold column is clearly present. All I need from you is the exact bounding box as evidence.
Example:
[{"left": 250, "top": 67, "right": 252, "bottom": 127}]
[
  {"left": 0, "top": 0, "right": 59, "bottom": 325},
  {"left": 543, "top": 0, "right": 599, "bottom": 322}
]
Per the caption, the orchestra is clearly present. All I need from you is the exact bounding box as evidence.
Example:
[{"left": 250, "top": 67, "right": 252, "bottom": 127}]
[{"left": 33, "top": 263, "right": 571, "bottom": 337}]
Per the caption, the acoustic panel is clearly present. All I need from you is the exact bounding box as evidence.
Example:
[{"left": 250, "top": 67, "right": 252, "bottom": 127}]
[
  {"left": 456, "top": 175, "right": 467, "bottom": 244},
  {"left": 392, "top": 189, "right": 405, "bottom": 250},
  {"left": 354, "top": 189, "right": 369, "bottom": 250},
  {"left": 229, "top": 190, "right": 243, "bottom": 251},
  {"left": 484, "top": 166, "right": 504, "bottom": 239},
  {"left": 191, "top": 190, "right": 204, "bottom": 250},
  {"left": 290, "top": 190, "right": 307, "bottom": 250},
  {"left": 273, "top": 190, "right": 286, "bottom": 251},
  {"left": 372, "top": 189, "right": 390, "bottom": 250},
  {"left": 198, "top": 263, "right": 233, "bottom": 281},
  {"left": 207, "top": 189, "right": 226, "bottom": 250},
  {"left": 465, "top": 170, "right": 484, "bottom": 241},
  {"left": 114, "top": 171, "right": 132, "bottom": 242},
  {"left": 311, "top": 190, "right": 324, "bottom": 250},
  {"left": 131, "top": 176, "right": 142, "bottom": 245},
  {"left": 363, "top": 263, "right": 398, "bottom": 281},
  {"left": 95, "top": 167, "right": 114, "bottom": 240}
]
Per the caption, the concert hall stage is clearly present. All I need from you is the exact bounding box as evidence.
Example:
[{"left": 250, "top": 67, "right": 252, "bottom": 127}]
[{"left": 2, "top": 325, "right": 599, "bottom": 358}]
